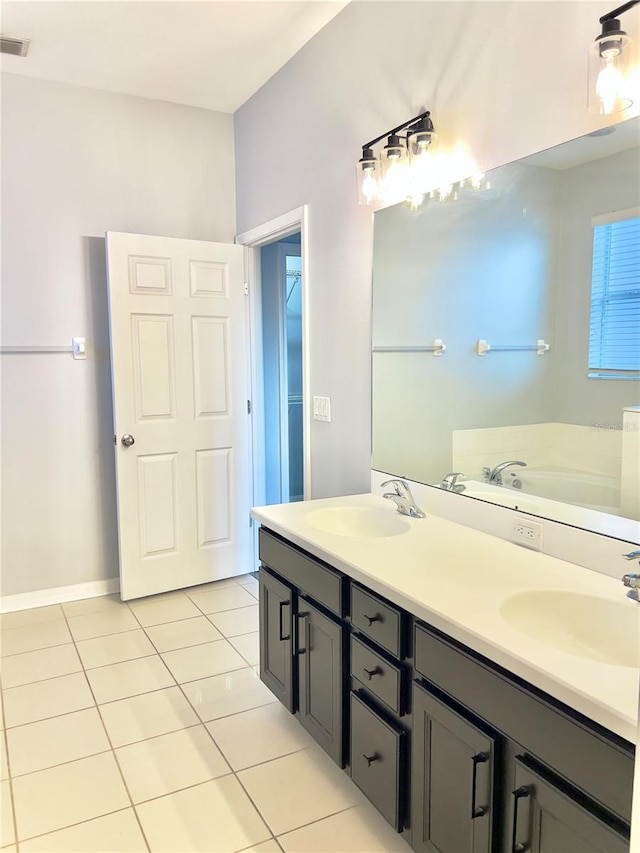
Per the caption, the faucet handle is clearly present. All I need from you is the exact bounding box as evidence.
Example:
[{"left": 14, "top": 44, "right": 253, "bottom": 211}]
[
  {"left": 439, "top": 472, "right": 465, "bottom": 489},
  {"left": 623, "top": 551, "right": 640, "bottom": 560},
  {"left": 482, "top": 467, "right": 491, "bottom": 482},
  {"left": 381, "top": 478, "right": 409, "bottom": 495}
]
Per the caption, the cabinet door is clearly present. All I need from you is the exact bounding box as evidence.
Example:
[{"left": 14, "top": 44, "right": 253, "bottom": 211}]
[
  {"left": 297, "top": 596, "right": 345, "bottom": 766},
  {"left": 412, "top": 681, "right": 498, "bottom": 853},
  {"left": 259, "top": 569, "right": 295, "bottom": 712},
  {"left": 350, "top": 691, "right": 406, "bottom": 831},
  {"left": 512, "top": 759, "right": 629, "bottom": 853}
]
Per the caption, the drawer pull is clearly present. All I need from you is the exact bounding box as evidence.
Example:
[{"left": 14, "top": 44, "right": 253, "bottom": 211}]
[
  {"left": 363, "top": 752, "right": 380, "bottom": 767},
  {"left": 297, "top": 613, "right": 309, "bottom": 655},
  {"left": 511, "top": 785, "right": 532, "bottom": 853},
  {"left": 471, "top": 752, "right": 489, "bottom": 819},
  {"left": 364, "top": 613, "right": 383, "bottom": 627},
  {"left": 363, "top": 666, "right": 382, "bottom": 681},
  {"left": 278, "top": 600, "right": 290, "bottom": 642}
]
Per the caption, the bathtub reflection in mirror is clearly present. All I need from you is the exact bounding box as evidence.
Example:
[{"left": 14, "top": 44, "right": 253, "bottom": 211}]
[{"left": 372, "top": 116, "right": 640, "bottom": 541}]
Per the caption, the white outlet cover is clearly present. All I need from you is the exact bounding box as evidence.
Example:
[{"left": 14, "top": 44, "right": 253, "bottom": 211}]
[{"left": 313, "top": 395, "right": 331, "bottom": 422}]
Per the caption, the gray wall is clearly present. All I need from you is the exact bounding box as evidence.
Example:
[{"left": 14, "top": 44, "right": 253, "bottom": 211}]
[
  {"left": 554, "top": 147, "right": 640, "bottom": 424},
  {"left": 371, "top": 163, "right": 559, "bottom": 484},
  {"left": 1, "top": 73, "right": 236, "bottom": 597},
  {"left": 234, "top": 0, "right": 634, "bottom": 499}
]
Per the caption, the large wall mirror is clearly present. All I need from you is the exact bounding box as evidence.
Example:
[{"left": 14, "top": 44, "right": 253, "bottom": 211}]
[{"left": 372, "top": 116, "right": 640, "bottom": 543}]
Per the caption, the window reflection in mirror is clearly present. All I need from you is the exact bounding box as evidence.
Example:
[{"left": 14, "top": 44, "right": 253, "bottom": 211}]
[{"left": 371, "top": 117, "right": 640, "bottom": 541}]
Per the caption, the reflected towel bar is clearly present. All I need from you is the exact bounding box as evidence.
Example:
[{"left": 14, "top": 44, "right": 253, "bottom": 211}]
[
  {"left": 0, "top": 338, "right": 86, "bottom": 359},
  {"left": 373, "top": 339, "right": 447, "bottom": 357},
  {"left": 476, "top": 339, "right": 549, "bottom": 356}
]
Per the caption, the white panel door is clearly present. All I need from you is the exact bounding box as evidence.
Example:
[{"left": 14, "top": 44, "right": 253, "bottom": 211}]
[{"left": 106, "top": 232, "right": 251, "bottom": 600}]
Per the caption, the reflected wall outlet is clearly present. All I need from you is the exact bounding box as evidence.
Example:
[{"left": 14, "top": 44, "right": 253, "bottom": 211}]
[
  {"left": 313, "top": 396, "right": 331, "bottom": 422},
  {"left": 511, "top": 517, "right": 543, "bottom": 550}
]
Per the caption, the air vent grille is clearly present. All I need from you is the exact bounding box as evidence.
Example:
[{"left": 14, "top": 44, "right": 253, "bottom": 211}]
[{"left": 0, "top": 36, "right": 30, "bottom": 57}]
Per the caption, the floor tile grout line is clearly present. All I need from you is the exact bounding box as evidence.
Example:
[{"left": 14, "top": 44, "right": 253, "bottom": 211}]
[
  {"left": 274, "top": 803, "right": 361, "bottom": 842},
  {"left": 2, "top": 580, "right": 343, "bottom": 851},
  {"left": 133, "top": 584, "right": 305, "bottom": 843},
  {"left": 0, "top": 660, "right": 85, "bottom": 692},
  {"left": 6, "top": 743, "right": 114, "bottom": 781},
  {"left": 12, "top": 805, "right": 143, "bottom": 848},
  {"left": 97, "top": 589, "right": 288, "bottom": 846},
  {"left": 1, "top": 681, "right": 19, "bottom": 849},
  {"left": 58, "top": 602, "right": 153, "bottom": 853},
  {"left": 188, "top": 695, "right": 278, "bottom": 727},
  {"left": 0, "top": 639, "right": 75, "bottom": 661}
]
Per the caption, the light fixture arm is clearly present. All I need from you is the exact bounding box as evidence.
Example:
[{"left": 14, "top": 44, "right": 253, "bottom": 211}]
[
  {"left": 362, "top": 110, "right": 432, "bottom": 152},
  {"left": 600, "top": 0, "right": 639, "bottom": 24}
]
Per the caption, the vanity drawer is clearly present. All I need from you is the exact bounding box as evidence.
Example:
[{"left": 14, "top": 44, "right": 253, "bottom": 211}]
[
  {"left": 350, "top": 691, "right": 406, "bottom": 831},
  {"left": 259, "top": 528, "right": 346, "bottom": 617},
  {"left": 351, "top": 584, "right": 404, "bottom": 658},
  {"left": 350, "top": 634, "right": 405, "bottom": 716},
  {"left": 414, "top": 621, "right": 634, "bottom": 823}
]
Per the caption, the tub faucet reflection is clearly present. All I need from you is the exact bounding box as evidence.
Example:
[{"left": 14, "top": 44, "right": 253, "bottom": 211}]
[
  {"left": 439, "top": 472, "right": 466, "bottom": 493},
  {"left": 622, "top": 551, "right": 640, "bottom": 602},
  {"left": 482, "top": 460, "right": 527, "bottom": 486},
  {"left": 381, "top": 479, "right": 426, "bottom": 518}
]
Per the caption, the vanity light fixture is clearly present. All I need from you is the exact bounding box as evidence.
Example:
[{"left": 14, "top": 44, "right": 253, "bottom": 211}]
[
  {"left": 356, "top": 110, "right": 437, "bottom": 206},
  {"left": 356, "top": 113, "right": 490, "bottom": 208},
  {"left": 588, "top": 0, "right": 639, "bottom": 114}
]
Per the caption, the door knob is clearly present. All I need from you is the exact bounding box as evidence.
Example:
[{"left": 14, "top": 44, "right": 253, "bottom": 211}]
[{"left": 121, "top": 434, "right": 135, "bottom": 447}]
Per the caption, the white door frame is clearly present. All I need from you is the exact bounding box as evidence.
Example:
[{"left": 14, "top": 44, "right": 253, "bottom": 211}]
[{"left": 236, "top": 205, "right": 311, "bottom": 512}]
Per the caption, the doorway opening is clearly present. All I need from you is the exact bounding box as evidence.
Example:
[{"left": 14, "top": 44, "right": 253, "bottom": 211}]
[
  {"left": 235, "top": 205, "right": 311, "bottom": 527},
  {"left": 261, "top": 235, "right": 304, "bottom": 504}
]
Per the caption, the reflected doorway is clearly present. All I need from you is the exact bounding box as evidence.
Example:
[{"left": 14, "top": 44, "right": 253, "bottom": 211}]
[{"left": 261, "top": 235, "right": 304, "bottom": 504}]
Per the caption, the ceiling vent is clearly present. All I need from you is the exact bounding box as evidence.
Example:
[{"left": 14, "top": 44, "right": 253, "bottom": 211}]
[{"left": 0, "top": 36, "right": 30, "bottom": 57}]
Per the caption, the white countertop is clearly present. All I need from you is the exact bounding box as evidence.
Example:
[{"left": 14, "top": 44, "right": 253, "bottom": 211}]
[{"left": 251, "top": 493, "right": 640, "bottom": 744}]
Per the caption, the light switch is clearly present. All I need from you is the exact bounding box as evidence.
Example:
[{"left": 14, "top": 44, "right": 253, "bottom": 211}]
[{"left": 313, "top": 395, "right": 331, "bottom": 422}]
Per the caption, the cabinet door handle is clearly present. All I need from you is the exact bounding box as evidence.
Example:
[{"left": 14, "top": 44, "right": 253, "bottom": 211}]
[
  {"left": 297, "top": 613, "right": 309, "bottom": 655},
  {"left": 363, "top": 666, "right": 382, "bottom": 681},
  {"left": 278, "top": 600, "right": 290, "bottom": 642},
  {"left": 511, "top": 785, "right": 532, "bottom": 853},
  {"left": 364, "top": 613, "right": 382, "bottom": 627},
  {"left": 363, "top": 752, "right": 380, "bottom": 767},
  {"left": 471, "top": 752, "right": 489, "bottom": 819}
]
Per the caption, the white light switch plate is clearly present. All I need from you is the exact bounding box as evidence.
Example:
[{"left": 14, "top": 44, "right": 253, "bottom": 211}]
[{"left": 313, "top": 396, "right": 331, "bottom": 422}]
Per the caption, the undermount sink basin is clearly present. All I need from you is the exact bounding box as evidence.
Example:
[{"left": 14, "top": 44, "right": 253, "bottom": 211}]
[
  {"left": 305, "top": 506, "right": 411, "bottom": 538},
  {"left": 500, "top": 590, "right": 639, "bottom": 668}
]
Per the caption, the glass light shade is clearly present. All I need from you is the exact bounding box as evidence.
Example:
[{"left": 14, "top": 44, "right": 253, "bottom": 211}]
[
  {"left": 407, "top": 133, "right": 438, "bottom": 201},
  {"left": 380, "top": 144, "right": 410, "bottom": 205},
  {"left": 588, "top": 30, "right": 635, "bottom": 114},
  {"left": 356, "top": 157, "right": 380, "bottom": 205}
]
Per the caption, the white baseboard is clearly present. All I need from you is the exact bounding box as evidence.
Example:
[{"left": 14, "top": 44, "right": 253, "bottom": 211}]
[{"left": 0, "top": 577, "right": 120, "bottom": 614}]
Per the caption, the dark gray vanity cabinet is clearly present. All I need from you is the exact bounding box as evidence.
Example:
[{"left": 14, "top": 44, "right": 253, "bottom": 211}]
[
  {"left": 259, "top": 569, "right": 295, "bottom": 711},
  {"left": 258, "top": 528, "right": 348, "bottom": 767},
  {"left": 511, "top": 759, "right": 629, "bottom": 853},
  {"left": 296, "top": 596, "right": 345, "bottom": 764},
  {"left": 350, "top": 690, "right": 407, "bottom": 830},
  {"left": 413, "top": 621, "right": 632, "bottom": 852},
  {"left": 411, "top": 681, "right": 499, "bottom": 853},
  {"left": 349, "top": 583, "right": 411, "bottom": 832},
  {"left": 257, "top": 527, "right": 634, "bottom": 853}
]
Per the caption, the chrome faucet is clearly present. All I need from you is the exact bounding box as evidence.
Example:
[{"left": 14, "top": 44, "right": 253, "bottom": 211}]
[
  {"left": 381, "top": 479, "right": 426, "bottom": 518},
  {"left": 482, "top": 460, "right": 527, "bottom": 486},
  {"left": 439, "top": 472, "right": 466, "bottom": 493},
  {"left": 622, "top": 551, "right": 640, "bottom": 602}
]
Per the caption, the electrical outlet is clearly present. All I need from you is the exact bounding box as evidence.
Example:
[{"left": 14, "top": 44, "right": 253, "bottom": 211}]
[{"left": 511, "top": 517, "right": 543, "bottom": 550}]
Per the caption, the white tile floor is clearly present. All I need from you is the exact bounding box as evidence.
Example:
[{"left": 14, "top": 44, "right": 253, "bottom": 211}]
[{"left": 0, "top": 574, "right": 411, "bottom": 852}]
